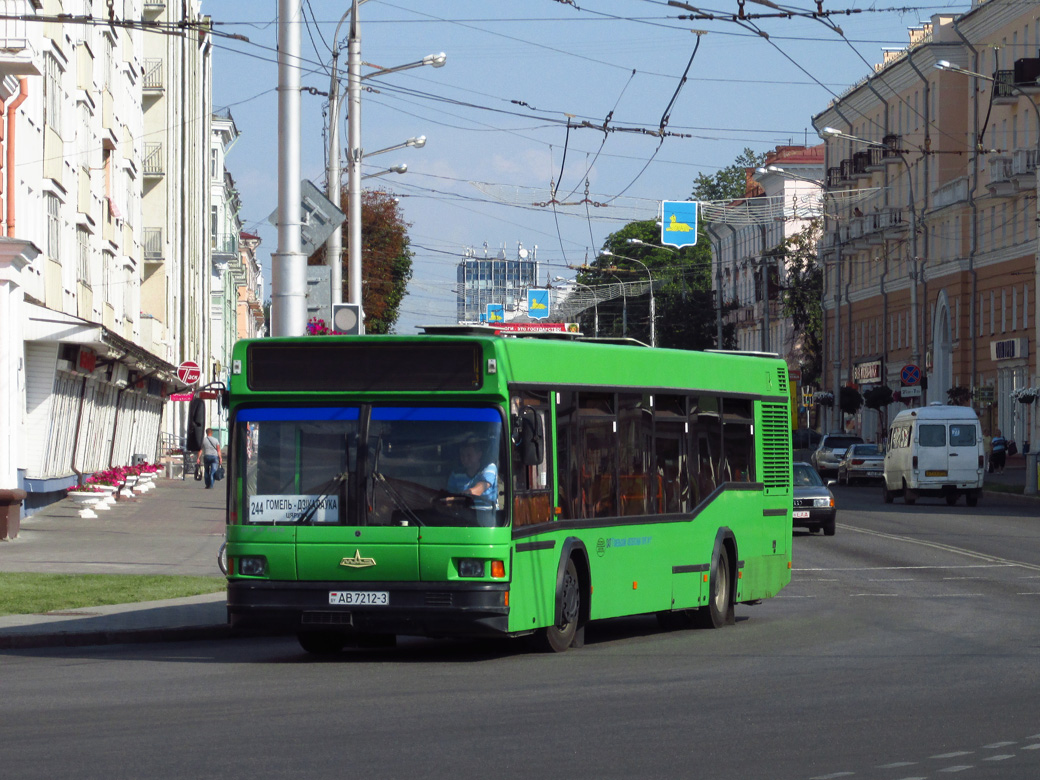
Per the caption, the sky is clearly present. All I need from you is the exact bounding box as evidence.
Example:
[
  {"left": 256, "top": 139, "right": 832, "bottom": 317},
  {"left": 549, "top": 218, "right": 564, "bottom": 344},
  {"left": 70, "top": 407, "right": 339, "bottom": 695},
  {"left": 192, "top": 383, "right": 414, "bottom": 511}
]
[{"left": 208, "top": 0, "right": 969, "bottom": 333}]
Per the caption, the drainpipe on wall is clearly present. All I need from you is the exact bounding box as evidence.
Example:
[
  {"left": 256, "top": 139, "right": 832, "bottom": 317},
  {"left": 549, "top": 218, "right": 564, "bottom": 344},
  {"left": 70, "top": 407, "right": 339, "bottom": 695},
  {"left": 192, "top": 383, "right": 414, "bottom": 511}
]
[{"left": 6, "top": 78, "right": 27, "bottom": 237}]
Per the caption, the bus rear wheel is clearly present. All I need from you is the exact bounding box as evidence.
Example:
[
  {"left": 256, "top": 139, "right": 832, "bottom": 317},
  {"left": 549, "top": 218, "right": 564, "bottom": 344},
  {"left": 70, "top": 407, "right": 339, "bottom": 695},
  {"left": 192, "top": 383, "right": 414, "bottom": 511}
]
[
  {"left": 536, "top": 558, "right": 581, "bottom": 652},
  {"left": 695, "top": 547, "right": 734, "bottom": 629}
]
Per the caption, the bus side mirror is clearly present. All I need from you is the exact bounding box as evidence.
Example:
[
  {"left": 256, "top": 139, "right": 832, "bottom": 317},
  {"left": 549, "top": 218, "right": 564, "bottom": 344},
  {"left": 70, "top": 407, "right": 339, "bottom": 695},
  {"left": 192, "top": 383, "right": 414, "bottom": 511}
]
[
  {"left": 514, "top": 407, "right": 544, "bottom": 466},
  {"left": 186, "top": 395, "right": 206, "bottom": 451}
]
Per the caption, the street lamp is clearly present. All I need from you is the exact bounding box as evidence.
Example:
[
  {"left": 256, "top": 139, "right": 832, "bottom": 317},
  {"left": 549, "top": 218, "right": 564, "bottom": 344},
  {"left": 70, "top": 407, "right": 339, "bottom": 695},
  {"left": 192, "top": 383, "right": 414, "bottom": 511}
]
[
  {"left": 362, "top": 163, "right": 407, "bottom": 180},
  {"left": 365, "top": 135, "right": 426, "bottom": 158},
  {"left": 936, "top": 60, "right": 1040, "bottom": 494},
  {"left": 820, "top": 125, "right": 921, "bottom": 409},
  {"left": 600, "top": 250, "right": 656, "bottom": 347},
  {"left": 755, "top": 165, "right": 824, "bottom": 186}
]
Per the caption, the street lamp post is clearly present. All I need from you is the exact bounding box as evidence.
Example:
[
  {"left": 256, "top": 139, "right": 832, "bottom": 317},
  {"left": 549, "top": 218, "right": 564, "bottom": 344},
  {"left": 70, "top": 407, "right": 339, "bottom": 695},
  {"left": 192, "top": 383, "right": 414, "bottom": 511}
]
[
  {"left": 600, "top": 250, "right": 655, "bottom": 347},
  {"left": 344, "top": 0, "right": 445, "bottom": 325},
  {"left": 936, "top": 60, "right": 1040, "bottom": 495}
]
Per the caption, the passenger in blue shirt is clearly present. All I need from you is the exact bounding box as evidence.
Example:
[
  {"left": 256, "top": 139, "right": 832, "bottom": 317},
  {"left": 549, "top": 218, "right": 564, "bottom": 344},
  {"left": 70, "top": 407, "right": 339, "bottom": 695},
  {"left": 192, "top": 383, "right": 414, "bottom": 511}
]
[{"left": 445, "top": 436, "right": 498, "bottom": 510}]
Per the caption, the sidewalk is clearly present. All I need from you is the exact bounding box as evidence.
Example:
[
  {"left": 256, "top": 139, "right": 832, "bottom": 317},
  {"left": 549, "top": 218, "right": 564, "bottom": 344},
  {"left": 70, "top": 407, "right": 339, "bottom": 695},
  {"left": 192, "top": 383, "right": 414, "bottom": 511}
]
[{"left": 0, "top": 476, "right": 232, "bottom": 649}]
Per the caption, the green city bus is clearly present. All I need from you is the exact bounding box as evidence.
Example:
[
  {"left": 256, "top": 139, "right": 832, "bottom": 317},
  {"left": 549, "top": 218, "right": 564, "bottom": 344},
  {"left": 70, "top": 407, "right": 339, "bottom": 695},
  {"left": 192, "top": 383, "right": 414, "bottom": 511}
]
[{"left": 224, "top": 329, "right": 794, "bottom": 653}]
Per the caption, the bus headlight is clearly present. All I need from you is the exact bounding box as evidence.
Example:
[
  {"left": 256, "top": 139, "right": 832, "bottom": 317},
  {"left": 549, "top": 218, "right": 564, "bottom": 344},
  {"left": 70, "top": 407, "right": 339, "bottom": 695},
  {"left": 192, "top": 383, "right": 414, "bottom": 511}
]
[
  {"left": 238, "top": 556, "right": 267, "bottom": 576},
  {"left": 457, "top": 559, "right": 486, "bottom": 578}
]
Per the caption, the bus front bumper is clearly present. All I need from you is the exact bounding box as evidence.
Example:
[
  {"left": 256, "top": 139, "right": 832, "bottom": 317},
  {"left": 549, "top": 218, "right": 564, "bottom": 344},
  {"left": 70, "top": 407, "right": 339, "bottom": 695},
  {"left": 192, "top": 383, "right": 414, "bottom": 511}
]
[{"left": 227, "top": 580, "right": 510, "bottom": 638}]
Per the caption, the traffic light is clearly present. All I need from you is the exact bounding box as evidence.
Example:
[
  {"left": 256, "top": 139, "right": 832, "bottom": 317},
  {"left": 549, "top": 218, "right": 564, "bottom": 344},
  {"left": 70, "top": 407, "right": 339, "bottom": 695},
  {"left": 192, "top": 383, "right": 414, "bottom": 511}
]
[{"left": 331, "top": 303, "right": 362, "bottom": 335}]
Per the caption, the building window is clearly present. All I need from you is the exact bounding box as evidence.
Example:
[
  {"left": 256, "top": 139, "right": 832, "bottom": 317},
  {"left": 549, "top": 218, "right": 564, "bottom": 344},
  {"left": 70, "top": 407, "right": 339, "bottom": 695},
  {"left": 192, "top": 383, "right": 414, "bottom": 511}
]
[
  {"left": 77, "top": 227, "right": 90, "bottom": 287},
  {"left": 44, "top": 53, "right": 62, "bottom": 133},
  {"left": 46, "top": 193, "right": 60, "bottom": 260}
]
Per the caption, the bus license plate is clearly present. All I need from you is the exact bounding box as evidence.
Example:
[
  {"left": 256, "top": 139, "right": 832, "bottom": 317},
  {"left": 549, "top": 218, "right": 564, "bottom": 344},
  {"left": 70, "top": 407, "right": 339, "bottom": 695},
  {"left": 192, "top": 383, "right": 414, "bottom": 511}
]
[
  {"left": 793, "top": 510, "right": 810, "bottom": 519},
  {"left": 329, "top": 591, "right": 389, "bottom": 606}
]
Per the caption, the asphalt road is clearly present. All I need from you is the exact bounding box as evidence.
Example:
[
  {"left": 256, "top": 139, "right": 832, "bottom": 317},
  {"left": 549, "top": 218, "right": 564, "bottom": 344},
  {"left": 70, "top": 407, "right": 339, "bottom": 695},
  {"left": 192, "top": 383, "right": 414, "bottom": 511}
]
[{"left": 1, "top": 487, "right": 1038, "bottom": 780}]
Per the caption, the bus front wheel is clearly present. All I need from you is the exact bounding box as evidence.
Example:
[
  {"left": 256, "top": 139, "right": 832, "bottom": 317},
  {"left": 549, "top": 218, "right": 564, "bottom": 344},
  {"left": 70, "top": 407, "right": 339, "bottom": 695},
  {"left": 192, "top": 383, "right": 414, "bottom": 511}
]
[{"left": 536, "top": 558, "right": 581, "bottom": 652}]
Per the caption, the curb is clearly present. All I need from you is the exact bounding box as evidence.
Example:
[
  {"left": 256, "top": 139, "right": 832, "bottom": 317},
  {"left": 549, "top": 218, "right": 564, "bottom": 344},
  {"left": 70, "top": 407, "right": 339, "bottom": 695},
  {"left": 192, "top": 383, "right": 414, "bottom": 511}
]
[{"left": 0, "top": 623, "right": 236, "bottom": 651}]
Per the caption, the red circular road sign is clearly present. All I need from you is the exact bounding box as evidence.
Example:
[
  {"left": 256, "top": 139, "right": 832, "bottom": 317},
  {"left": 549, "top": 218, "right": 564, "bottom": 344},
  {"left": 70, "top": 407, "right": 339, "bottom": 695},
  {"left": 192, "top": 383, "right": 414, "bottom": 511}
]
[{"left": 177, "top": 360, "right": 202, "bottom": 385}]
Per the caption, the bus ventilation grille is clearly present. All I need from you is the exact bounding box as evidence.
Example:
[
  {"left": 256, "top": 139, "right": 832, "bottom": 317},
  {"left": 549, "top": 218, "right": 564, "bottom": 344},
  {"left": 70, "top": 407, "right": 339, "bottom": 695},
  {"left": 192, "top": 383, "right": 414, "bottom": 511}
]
[
  {"left": 302, "top": 611, "right": 353, "bottom": 626},
  {"left": 760, "top": 402, "right": 791, "bottom": 491},
  {"left": 777, "top": 368, "right": 789, "bottom": 394},
  {"left": 425, "top": 592, "right": 454, "bottom": 607}
]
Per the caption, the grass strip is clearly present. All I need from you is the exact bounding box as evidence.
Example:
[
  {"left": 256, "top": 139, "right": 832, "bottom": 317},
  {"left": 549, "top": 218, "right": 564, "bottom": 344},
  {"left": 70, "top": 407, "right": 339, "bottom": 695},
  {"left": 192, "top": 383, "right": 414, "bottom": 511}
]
[{"left": 0, "top": 573, "right": 225, "bottom": 616}]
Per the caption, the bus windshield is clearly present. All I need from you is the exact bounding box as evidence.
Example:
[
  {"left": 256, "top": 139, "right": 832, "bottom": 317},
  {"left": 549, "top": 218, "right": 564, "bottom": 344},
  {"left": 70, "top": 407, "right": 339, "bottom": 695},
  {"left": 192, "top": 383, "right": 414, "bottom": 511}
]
[{"left": 237, "top": 406, "right": 506, "bottom": 528}]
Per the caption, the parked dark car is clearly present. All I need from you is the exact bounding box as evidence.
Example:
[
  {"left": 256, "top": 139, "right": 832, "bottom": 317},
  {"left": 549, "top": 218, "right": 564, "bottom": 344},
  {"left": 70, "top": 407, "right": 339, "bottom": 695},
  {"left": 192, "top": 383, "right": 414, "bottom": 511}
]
[
  {"left": 810, "top": 433, "right": 864, "bottom": 476},
  {"left": 792, "top": 428, "right": 823, "bottom": 450},
  {"left": 837, "top": 443, "right": 885, "bottom": 485},
  {"left": 793, "top": 461, "right": 836, "bottom": 536}
]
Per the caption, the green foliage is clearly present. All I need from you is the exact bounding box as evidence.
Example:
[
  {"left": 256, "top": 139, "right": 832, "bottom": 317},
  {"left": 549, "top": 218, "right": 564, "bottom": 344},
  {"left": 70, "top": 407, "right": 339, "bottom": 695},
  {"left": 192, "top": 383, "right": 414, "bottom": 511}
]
[
  {"left": 309, "top": 189, "right": 414, "bottom": 334},
  {"left": 580, "top": 220, "right": 731, "bottom": 349},
  {"left": 776, "top": 220, "right": 824, "bottom": 386},
  {"left": 690, "top": 148, "right": 766, "bottom": 202},
  {"left": 947, "top": 385, "right": 971, "bottom": 406}
]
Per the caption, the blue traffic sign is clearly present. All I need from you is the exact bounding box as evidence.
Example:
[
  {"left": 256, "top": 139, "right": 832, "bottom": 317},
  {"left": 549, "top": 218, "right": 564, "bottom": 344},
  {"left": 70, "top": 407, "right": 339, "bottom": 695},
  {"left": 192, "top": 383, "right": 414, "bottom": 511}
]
[
  {"left": 486, "top": 303, "right": 505, "bottom": 323},
  {"left": 901, "top": 364, "right": 921, "bottom": 386}
]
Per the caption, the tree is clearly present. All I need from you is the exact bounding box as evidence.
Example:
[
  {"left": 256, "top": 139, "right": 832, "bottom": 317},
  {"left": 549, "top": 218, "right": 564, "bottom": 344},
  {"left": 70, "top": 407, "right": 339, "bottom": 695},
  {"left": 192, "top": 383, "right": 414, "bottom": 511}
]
[
  {"left": 776, "top": 220, "right": 824, "bottom": 386},
  {"left": 864, "top": 385, "right": 894, "bottom": 437},
  {"left": 691, "top": 148, "right": 766, "bottom": 203},
  {"left": 585, "top": 220, "right": 733, "bottom": 350},
  {"left": 309, "top": 189, "right": 413, "bottom": 334}
]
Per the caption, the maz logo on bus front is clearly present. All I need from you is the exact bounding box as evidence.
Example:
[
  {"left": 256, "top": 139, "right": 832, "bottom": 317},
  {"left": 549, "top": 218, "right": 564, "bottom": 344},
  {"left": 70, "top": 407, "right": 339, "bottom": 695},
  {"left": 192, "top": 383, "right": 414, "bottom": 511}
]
[{"left": 340, "top": 550, "right": 377, "bottom": 568}]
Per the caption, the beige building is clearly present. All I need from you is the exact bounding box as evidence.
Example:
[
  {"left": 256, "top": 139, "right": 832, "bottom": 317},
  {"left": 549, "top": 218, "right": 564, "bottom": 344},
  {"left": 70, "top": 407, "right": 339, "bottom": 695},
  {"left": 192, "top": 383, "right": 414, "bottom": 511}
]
[
  {"left": 0, "top": 1, "right": 213, "bottom": 530},
  {"left": 815, "top": 2, "right": 1038, "bottom": 448},
  {"left": 708, "top": 145, "right": 825, "bottom": 364}
]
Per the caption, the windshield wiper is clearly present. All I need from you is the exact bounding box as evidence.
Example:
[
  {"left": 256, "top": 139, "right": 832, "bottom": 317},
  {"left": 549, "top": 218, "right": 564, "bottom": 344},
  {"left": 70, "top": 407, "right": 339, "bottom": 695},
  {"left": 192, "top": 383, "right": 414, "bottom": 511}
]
[
  {"left": 285, "top": 470, "right": 348, "bottom": 525},
  {"left": 372, "top": 471, "right": 425, "bottom": 526}
]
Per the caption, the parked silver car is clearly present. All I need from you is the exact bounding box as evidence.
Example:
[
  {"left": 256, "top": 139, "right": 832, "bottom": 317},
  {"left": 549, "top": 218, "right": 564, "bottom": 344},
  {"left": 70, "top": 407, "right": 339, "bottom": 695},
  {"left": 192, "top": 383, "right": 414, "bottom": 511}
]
[
  {"left": 810, "top": 434, "right": 864, "bottom": 476},
  {"left": 837, "top": 443, "right": 885, "bottom": 485}
]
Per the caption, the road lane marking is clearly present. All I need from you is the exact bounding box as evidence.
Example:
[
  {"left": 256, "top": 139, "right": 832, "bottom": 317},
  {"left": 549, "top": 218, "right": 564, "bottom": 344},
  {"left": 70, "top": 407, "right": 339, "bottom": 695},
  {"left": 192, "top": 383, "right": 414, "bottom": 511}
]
[
  {"left": 835, "top": 524, "right": 1040, "bottom": 572},
  {"left": 937, "top": 766, "right": 973, "bottom": 773},
  {"left": 931, "top": 752, "right": 973, "bottom": 759}
]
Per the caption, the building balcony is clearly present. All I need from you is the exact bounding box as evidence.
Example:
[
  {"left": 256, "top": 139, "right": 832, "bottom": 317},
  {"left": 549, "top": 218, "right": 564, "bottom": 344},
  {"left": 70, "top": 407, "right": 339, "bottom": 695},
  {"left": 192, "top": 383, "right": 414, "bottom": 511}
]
[
  {"left": 0, "top": 7, "right": 43, "bottom": 77},
  {"left": 852, "top": 150, "right": 872, "bottom": 179},
  {"left": 881, "top": 135, "right": 904, "bottom": 166},
  {"left": 932, "top": 176, "right": 969, "bottom": 210},
  {"left": 143, "top": 143, "right": 164, "bottom": 178},
  {"left": 212, "top": 232, "right": 240, "bottom": 257},
  {"left": 142, "top": 58, "right": 164, "bottom": 96},
  {"left": 987, "top": 154, "right": 1017, "bottom": 196},
  {"left": 1012, "top": 148, "right": 1038, "bottom": 188},
  {"left": 143, "top": 1, "right": 166, "bottom": 17},
  {"left": 143, "top": 228, "right": 164, "bottom": 264}
]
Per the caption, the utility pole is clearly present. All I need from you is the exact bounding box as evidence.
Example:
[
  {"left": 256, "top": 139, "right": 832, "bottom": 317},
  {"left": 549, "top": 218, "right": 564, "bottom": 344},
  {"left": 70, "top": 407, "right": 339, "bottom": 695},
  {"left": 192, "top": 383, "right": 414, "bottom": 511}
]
[{"left": 272, "top": 0, "right": 306, "bottom": 336}]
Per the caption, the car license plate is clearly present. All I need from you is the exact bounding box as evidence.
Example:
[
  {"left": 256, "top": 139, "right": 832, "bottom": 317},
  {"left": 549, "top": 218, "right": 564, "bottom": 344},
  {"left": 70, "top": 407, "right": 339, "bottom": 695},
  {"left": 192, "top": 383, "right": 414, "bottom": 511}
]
[
  {"left": 868, "top": 471, "right": 882, "bottom": 477},
  {"left": 793, "top": 510, "right": 810, "bottom": 519},
  {"left": 925, "top": 470, "right": 948, "bottom": 477},
  {"left": 329, "top": 591, "right": 389, "bottom": 606}
]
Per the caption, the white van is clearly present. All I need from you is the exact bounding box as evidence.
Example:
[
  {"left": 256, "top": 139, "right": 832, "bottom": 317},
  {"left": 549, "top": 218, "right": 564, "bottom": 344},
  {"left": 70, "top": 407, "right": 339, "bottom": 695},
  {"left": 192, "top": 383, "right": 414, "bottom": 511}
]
[{"left": 883, "top": 404, "right": 985, "bottom": 506}]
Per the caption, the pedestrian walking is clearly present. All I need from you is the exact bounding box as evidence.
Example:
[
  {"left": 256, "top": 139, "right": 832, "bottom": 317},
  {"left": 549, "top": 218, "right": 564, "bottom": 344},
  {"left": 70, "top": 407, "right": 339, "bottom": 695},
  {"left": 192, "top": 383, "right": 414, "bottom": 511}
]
[
  {"left": 990, "top": 429, "right": 1007, "bottom": 474},
  {"left": 200, "top": 428, "right": 222, "bottom": 488}
]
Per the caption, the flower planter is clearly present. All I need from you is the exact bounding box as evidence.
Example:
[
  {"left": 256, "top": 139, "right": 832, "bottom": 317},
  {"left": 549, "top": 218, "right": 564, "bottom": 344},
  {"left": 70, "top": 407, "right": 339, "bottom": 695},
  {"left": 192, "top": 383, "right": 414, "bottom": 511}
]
[
  {"left": 67, "top": 491, "right": 104, "bottom": 518},
  {"left": 91, "top": 484, "right": 117, "bottom": 510}
]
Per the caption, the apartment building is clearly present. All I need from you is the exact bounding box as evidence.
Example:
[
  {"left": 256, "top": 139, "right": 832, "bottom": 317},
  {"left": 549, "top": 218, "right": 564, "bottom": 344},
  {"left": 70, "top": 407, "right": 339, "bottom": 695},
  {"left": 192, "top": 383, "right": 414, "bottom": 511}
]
[
  {"left": 0, "top": 1, "right": 212, "bottom": 530},
  {"left": 707, "top": 145, "right": 824, "bottom": 362},
  {"left": 815, "top": 2, "right": 1038, "bottom": 447}
]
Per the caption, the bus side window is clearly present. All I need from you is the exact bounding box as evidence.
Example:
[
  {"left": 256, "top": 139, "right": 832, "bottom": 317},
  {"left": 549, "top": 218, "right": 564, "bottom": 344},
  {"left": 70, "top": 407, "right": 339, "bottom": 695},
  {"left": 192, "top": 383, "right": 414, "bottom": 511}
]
[{"left": 511, "top": 392, "right": 553, "bottom": 527}]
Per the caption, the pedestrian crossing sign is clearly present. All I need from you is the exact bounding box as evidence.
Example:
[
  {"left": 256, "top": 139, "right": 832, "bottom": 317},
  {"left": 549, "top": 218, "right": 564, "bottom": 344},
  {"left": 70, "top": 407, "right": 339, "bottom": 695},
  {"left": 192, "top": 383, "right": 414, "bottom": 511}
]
[{"left": 661, "top": 201, "right": 698, "bottom": 248}]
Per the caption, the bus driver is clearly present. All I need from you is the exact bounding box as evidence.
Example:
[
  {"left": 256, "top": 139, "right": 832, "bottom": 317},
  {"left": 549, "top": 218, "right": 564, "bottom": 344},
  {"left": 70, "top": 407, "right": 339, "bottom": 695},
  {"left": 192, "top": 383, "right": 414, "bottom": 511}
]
[{"left": 445, "top": 435, "right": 498, "bottom": 509}]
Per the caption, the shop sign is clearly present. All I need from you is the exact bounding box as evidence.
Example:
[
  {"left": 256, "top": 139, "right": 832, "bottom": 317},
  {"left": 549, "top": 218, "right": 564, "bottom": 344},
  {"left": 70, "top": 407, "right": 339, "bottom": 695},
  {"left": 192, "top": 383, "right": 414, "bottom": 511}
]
[{"left": 853, "top": 359, "right": 882, "bottom": 384}]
